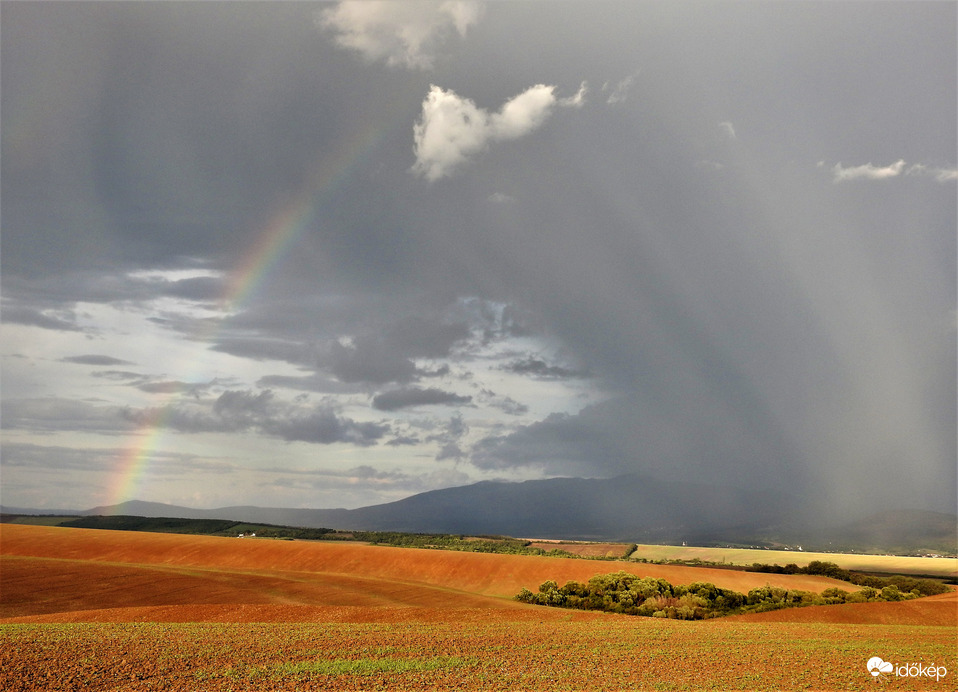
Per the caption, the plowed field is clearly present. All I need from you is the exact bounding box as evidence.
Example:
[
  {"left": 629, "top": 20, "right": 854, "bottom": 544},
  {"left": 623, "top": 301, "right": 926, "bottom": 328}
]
[{"left": 2, "top": 524, "right": 955, "bottom": 690}]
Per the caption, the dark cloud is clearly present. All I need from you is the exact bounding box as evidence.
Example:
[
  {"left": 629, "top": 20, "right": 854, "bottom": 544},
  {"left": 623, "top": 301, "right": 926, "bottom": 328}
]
[
  {"left": 476, "top": 388, "right": 529, "bottom": 416},
  {"left": 61, "top": 355, "right": 134, "bottom": 366},
  {"left": 372, "top": 387, "right": 472, "bottom": 411},
  {"left": 502, "top": 357, "right": 588, "bottom": 380},
  {"left": 327, "top": 337, "right": 418, "bottom": 384},
  {"left": 423, "top": 413, "right": 470, "bottom": 462},
  {"left": 213, "top": 389, "right": 275, "bottom": 418},
  {"left": 435, "top": 442, "right": 465, "bottom": 462},
  {"left": 320, "top": 317, "right": 471, "bottom": 385},
  {"left": 469, "top": 394, "right": 812, "bottom": 498},
  {"left": 470, "top": 408, "right": 615, "bottom": 473},
  {"left": 119, "top": 389, "right": 390, "bottom": 446},
  {"left": 264, "top": 410, "right": 389, "bottom": 446},
  {"left": 385, "top": 317, "right": 470, "bottom": 359},
  {"left": 91, "top": 370, "right": 146, "bottom": 382},
  {"left": 256, "top": 373, "right": 362, "bottom": 394},
  {"left": 386, "top": 435, "right": 421, "bottom": 447},
  {"left": 2, "top": 307, "right": 81, "bottom": 332},
  {"left": 211, "top": 338, "right": 316, "bottom": 367},
  {"left": 418, "top": 364, "right": 452, "bottom": 378}
]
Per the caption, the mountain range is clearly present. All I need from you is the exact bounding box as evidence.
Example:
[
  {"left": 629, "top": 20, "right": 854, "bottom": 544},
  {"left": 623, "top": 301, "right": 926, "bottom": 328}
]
[{"left": 4, "top": 474, "right": 955, "bottom": 553}]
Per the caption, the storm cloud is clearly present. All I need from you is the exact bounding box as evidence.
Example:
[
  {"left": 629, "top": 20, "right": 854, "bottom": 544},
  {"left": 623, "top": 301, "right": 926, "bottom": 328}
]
[{"left": 2, "top": 1, "right": 954, "bottom": 515}]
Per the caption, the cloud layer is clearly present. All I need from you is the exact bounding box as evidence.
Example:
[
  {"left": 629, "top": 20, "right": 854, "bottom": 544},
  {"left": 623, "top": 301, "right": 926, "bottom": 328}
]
[{"left": 2, "top": 1, "right": 954, "bottom": 516}]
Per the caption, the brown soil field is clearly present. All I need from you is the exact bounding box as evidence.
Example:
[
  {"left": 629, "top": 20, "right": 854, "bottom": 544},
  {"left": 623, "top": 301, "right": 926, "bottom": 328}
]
[
  {"left": 0, "top": 524, "right": 849, "bottom": 606},
  {"left": 2, "top": 525, "right": 956, "bottom": 690},
  {"left": 3, "top": 616, "right": 955, "bottom": 690}
]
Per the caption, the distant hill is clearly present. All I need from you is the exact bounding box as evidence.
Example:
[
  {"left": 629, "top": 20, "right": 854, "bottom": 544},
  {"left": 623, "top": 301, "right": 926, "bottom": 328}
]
[
  {"left": 4, "top": 474, "right": 808, "bottom": 543},
  {"left": 4, "top": 474, "right": 954, "bottom": 552}
]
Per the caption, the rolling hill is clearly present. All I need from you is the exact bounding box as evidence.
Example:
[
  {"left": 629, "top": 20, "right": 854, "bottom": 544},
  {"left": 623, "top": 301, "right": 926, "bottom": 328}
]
[{"left": 5, "top": 474, "right": 955, "bottom": 552}]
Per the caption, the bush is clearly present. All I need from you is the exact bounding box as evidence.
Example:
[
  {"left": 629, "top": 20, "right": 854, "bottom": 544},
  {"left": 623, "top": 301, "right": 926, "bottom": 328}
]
[{"left": 516, "top": 570, "right": 925, "bottom": 619}]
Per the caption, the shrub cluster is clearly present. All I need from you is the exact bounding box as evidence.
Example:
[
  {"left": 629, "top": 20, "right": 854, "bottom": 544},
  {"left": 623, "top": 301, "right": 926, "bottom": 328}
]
[{"left": 515, "top": 570, "right": 923, "bottom": 620}]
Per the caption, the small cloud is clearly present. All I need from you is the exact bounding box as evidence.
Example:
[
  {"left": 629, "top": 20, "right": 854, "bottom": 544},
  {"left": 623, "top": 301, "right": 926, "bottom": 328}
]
[
  {"left": 386, "top": 435, "right": 421, "bottom": 446},
  {"left": 718, "top": 121, "right": 736, "bottom": 140},
  {"left": 831, "top": 159, "right": 905, "bottom": 182},
  {"left": 91, "top": 370, "right": 146, "bottom": 382},
  {"left": 905, "top": 163, "right": 958, "bottom": 183},
  {"left": 603, "top": 73, "right": 638, "bottom": 105},
  {"left": 318, "top": 0, "right": 483, "bottom": 70},
  {"left": 477, "top": 388, "right": 529, "bottom": 416},
  {"left": 412, "top": 83, "right": 583, "bottom": 181},
  {"left": 372, "top": 386, "right": 472, "bottom": 411},
  {"left": 559, "top": 81, "right": 588, "bottom": 108},
  {"left": 503, "top": 356, "right": 589, "bottom": 380},
  {"left": 435, "top": 441, "right": 465, "bottom": 461},
  {"left": 830, "top": 159, "right": 956, "bottom": 183},
  {"left": 488, "top": 192, "right": 516, "bottom": 204}
]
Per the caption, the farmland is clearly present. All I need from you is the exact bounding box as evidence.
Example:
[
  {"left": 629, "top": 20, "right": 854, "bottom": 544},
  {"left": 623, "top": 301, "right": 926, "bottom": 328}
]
[
  {"left": 1, "top": 524, "right": 955, "bottom": 690},
  {"left": 626, "top": 543, "right": 957, "bottom": 577}
]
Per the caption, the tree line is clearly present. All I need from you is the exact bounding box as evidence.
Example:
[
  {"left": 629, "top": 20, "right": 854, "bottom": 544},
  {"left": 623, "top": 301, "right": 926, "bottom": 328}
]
[
  {"left": 515, "top": 569, "right": 936, "bottom": 620},
  {"left": 749, "top": 560, "right": 948, "bottom": 597}
]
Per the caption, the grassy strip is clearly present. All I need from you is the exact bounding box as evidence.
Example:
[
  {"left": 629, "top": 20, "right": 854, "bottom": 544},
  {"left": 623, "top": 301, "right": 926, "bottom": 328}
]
[{"left": 195, "top": 656, "right": 473, "bottom": 681}]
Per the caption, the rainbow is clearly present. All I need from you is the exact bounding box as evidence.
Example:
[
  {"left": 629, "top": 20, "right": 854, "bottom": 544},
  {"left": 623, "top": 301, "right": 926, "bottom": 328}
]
[{"left": 106, "top": 106, "right": 405, "bottom": 509}]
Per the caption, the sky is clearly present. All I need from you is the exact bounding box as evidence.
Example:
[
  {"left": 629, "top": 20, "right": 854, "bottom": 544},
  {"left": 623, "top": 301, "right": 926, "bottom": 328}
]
[{"left": 2, "top": 1, "right": 955, "bottom": 518}]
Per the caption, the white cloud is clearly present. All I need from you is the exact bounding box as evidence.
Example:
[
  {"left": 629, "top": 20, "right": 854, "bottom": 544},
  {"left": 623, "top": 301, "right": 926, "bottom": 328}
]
[
  {"left": 412, "top": 83, "right": 582, "bottom": 181},
  {"left": 832, "top": 159, "right": 905, "bottom": 182},
  {"left": 318, "top": 0, "right": 483, "bottom": 70},
  {"left": 489, "top": 84, "right": 558, "bottom": 139},
  {"left": 559, "top": 81, "right": 588, "bottom": 108},
  {"left": 718, "top": 121, "right": 736, "bottom": 140},
  {"left": 905, "top": 163, "right": 958, "bottom": 183},
  {"left": 830, "top": 159, "right": 957, "bottom": 183},
  {"left": 602, "top": 73, "right": 637, "bottom": 105}
]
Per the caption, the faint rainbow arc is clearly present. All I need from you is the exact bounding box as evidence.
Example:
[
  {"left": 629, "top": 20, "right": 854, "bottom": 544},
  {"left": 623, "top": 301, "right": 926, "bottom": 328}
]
[{"left": 107, "top": 115, "right": 398, "bottom": 509}]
